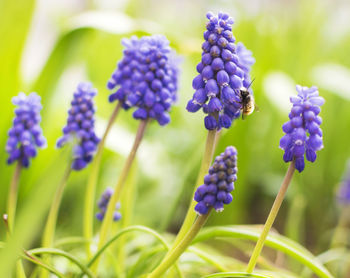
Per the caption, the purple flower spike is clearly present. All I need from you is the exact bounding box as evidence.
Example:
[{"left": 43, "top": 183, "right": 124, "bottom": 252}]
[
  {"left": 6, "top": 92, "right": 46, "bottom": 167},
  {"left": 187, "top": 12, "right": 255, "bottom": 130},
  {"left": 57, "top": 82, "right": 100, "bottom": 171},
  {"left": 337, "top": 160, "right": 350, "bottom": 205},
  {"left": 96, "top": 187, "right": 121, "bottom": 222},
  {"left": 279, "top": 85, "right": 324, "bottom": 172},
  {"left": 107, "top": 35, "right": 179, "bottom": 126},
  {"left": 194, "top": 146, "right": 238, "bottom": 215}
]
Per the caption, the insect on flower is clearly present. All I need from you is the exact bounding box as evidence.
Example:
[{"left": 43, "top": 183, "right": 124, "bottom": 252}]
[{"left": 236, "top": 79, "right": 257, "bottom": 119}]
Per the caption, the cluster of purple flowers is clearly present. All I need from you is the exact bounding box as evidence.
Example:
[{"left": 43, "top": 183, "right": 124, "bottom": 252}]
[
  {"left": 6, "top": 93, "right": 46, "bottom": 167},
  {"left": 57, "top": 82, "right": 100, "bottom": 170},
  {"left": 194, "top": 146, "right": 238, "bottom": 215},
  {"left": 280, "top": 85, "right": 325, "bottom": 172},
  {"left": 107, "top": 35, "right": 179, "bottom": 126},
  {"left": 96, "top": 187, "right": 121, "bottom": 222},
  {"left": 186, "top": 12, "right": 255, "bottom": 130},
  {"left": 337, "top": 160, "right": 350, "bottom": 205}
]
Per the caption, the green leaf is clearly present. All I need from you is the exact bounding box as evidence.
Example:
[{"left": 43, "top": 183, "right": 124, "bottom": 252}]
[
  {"left": 0, "top": 0, "right": 35, "bottom": 127},
  {"left": 21, "top": 252, "right": 65, "bottom": 278},
  {"left": 203, "top": 272, "right": 272, "bottom": 278},
  {"left": 31, "top": 29, "right": 88, "bottom": 99},
  {"left": 0, "top": 1, "right": 36, "bottom": 253},
  {"left": 193, "top": 226, "right": 333, "bottom": 278},
  {"left": 84, "top": 225, "right": 182, "bottom": 278},
  {"left": 31, "top": 10, "right": 161, "bottom": 101}
]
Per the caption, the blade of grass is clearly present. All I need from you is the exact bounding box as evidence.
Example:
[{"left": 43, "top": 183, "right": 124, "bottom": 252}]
[
  {"left": 28, "top": 247, "right": 96, "bottom": 278},
  {"left": 83, "top": 225, "right": 182, "bottom": 278},
  {"left": 193, "top": 226, "right": 333, "bottom": 278},
  {"left": 203, "top": 272, "right": 273, "bottom": 278}
]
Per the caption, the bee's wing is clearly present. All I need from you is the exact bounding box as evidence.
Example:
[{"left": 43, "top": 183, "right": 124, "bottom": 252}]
[{"left": 254, "top": 103, "right": 260, "bottom": 112}]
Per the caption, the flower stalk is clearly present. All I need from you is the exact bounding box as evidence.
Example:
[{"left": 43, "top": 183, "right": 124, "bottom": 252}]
[
  {"left": 246, "top": 160, "right": 296, "bottom": 273},
  {"left": 83, "top": 101, "right": 122, "bottom": 257},
  {"left": 42, "top": 163, "right": 72, "bottom": 247},
  {"left": 7, "top": 162, "right": 26, "bottom": 278},
  {"left": 41, "top": 163, "right": 72, "bottom": 278},
  {"left": 7, "top": 162, "right": 22, "bottom": 231},
  {"left": 170, "top": 129, "right": 216, "bottom": 248},
  {"left": 148, "top": 213, "right": 210, "bottom": 278},
  {"left": 91, "top": 119, "right": 148, "bottom": 273}
]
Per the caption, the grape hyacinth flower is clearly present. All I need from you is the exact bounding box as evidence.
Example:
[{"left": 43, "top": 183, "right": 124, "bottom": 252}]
[
  {"left": 149, "top": 147, "right": 238, "bottom": 277},
  {"left": 6, "top": 92, "right": 46, "bottom": 167},
  {"left": 337, "top": 160, "right": 350, "bottom": 205},
  {"left": 279, "top": 85, "right": 325, "bottom": 172},
  {"left": 186, "top": 12, "right": 255, "bottom": 130},
  {"left": 107, "top": 35, "right": 179, "bottom": 126},
  {"left": 194, "top": 146, "right": 238, "bottom": 215},
  {"left": 96, "top": 187, "right": 121, "bottom": 222},
  {"left": 93, "top": 38, "right": 179, "bottom": 270},
  {"left": 57, "top": 82, "right": 100, "bottom": 170}
]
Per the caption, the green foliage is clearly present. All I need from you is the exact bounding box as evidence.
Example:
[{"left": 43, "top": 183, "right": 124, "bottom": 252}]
[{"left": 0, "top": 0, "right": 349, "bottom": 277}]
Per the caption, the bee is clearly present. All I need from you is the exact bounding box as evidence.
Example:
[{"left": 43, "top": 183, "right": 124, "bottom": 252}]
[{"left": 238, "top": 79, "right": 257, "bottom": 119}]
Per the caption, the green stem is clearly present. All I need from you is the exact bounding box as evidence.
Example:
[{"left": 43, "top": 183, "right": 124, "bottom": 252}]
[
  {"left": 7, "top": 162, "right": 22, "bottom": 232},
  {"left": 169, "top": 130, "right": 216, "bottom": 250},
  {"left": 83, "top": 101, "right": 121, "bottom": 257},
  {"left": 28, "top": 247, "right": 96, "bottom": 278},
  {"left": 148, "top": 213, "right": 210, "bottom": 278},
  {"left": 42, "top": 164, "right": 72, "bottom": 246},
  {"left": 7, "top": 162, "right": 26, "bottom": 278},
  {"left": 246, "top": 161, "right": 296, "bottom": 273},
  {"left": 117, "top": 162, "right": 137, "bottom": 275},
  {"left": 41, "top": 163, "right": 72, "bottom": 278},
  {"left": 91, "top": 119, "right": 148, "bottom": 273}
]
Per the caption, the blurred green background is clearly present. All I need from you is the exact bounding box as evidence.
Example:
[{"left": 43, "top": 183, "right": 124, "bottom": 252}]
[{"left": 1, "top": 0, "right": 350, "bottom": 275}]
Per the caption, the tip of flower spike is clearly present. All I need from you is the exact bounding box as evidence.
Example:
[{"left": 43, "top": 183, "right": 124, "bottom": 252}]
[
  {"left": 194, "top": 146, "right": 238, "bottom": 214},
  {"left": 77, "top": 82, "right": 97, "bottom": 97},
  {"left": 142, "top": 34, "right": 170, "bottom": 53},
  {"left": 224, "top": 146, "right": 237, "bottom": 156},
  {"left": 12, "top": 92, "right": 43, "bottom": 110},
  {"left": 206, "top": 11, "right": 234, "bottom": 26}
]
